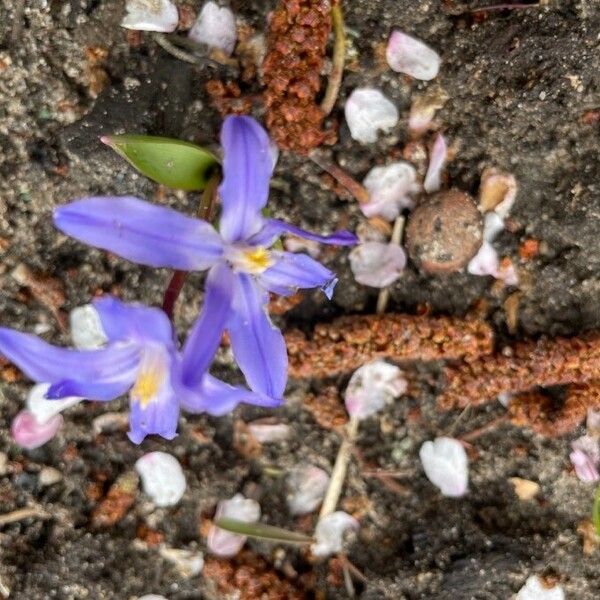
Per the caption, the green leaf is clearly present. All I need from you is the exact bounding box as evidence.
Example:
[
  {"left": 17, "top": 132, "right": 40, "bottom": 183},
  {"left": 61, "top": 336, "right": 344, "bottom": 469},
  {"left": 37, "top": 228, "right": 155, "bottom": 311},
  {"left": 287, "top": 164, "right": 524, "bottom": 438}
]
[
  {"left": 102, "top": 135, "right": 219, "bottom": 191},
  {"left": 593, "top": 484, "right": 600, "bottom": 536},
  {"left": 214, "top": 518, "right": 314, "bottom": 545}
]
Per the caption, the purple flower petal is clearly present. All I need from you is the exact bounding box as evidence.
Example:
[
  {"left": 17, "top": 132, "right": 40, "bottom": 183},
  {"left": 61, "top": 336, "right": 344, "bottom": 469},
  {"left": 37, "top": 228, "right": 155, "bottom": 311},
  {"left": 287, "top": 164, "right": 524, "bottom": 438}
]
[
  {"left": 0, "top": 328, "right": 140, "bottom": 385},
  {"left": 46, "top": 378, "right": 133, "bottom": 402},
  {"left": 11, "top": 409, "right": 64, "bottom": 450},
  {"left": 128, "top": 388, "right": 179, "bottom": 444},
  {"left": 180, "top": 264, "right": 235, "bottom": 389},
  {"left": 93, "top": 295, "right": 174, "bottom": 348},
  {"left": 54, "top": 196, "right": 223, "bottom": 270},
  {"left": 219, "top": 116, "right": 273, "bottom": 243},
  {"left": 258, "top": 251, "right": 337, "bottom": 299},
  {"left": 228, "top": 274, "right": 288, "bottom": 399},
  {"left": 181, "top": 374, "right": 282, "bottom": 415},
  {"left": 249, "top": 219, "right": 358, "bottom": 248}
]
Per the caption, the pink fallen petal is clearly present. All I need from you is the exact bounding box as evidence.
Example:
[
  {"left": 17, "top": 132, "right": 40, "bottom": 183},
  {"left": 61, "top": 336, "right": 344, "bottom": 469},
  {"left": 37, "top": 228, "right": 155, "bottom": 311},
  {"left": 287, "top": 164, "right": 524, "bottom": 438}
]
[
  {"left": 11, "top": 410, "right": 64, "bottom": 450},
  {"left": 189, "top": 2, "right": 237, "bottom": 56},
  {"left": 311, "top": 512, "right": 359, "bottom": 558},
  {"left": 345, "top": 360, "right": 407, "bottom": 420},
  {"left": 207, "top": 494, "right": 261, "bottom": 557},
  {"left": 361, "top": 162, "right": 420, "bottom": 221},
  {"left": 419, "top": 437, "right": 468, "bottom": 497},
  {"left": 344, "top": 88, "right": 399, "bottom": 144},
  {"left": 349, "top": 242, "right": 406, "bottom": 288},
  {"left": 386, "top": 31, "right": 440, "bottom": 81},
  {"left": 570, "top": 435, "right": 600, "bottom": 483},
  {"left": 423, "top": 133, "right": 447, "bottom": 193},
  {"left": 286, "top": 464, "right": 330, "bottom": 515},
  {"left": 135, "top": 452, "right": 186, "bottom": 506},
  {"left": 121, "top": 0, "right": 179, "bottom": 32}
]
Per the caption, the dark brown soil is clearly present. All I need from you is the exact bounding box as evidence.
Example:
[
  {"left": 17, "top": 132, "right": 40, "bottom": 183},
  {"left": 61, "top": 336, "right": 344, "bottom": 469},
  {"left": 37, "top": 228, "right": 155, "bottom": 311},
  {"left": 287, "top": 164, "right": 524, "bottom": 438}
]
[{"left": 1, "top": 1, "right": 599, "bottom": 599}]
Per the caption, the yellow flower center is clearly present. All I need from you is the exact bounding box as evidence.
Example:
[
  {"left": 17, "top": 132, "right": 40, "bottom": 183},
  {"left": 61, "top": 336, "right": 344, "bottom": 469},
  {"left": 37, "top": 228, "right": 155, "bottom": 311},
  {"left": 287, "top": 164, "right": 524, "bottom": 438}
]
[
  {"left": 131, "top": 371, "right": 161, "bottom": 408},
  {"left": 242, "top": 247, "right": 273, "bottom": 273}
]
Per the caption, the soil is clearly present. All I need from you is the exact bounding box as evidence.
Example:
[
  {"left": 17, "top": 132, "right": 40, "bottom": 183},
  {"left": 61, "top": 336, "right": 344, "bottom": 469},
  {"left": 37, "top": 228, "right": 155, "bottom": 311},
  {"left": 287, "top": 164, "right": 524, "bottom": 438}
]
[{"left": 1, "top": 1, "right": 599, "bottom": 599}]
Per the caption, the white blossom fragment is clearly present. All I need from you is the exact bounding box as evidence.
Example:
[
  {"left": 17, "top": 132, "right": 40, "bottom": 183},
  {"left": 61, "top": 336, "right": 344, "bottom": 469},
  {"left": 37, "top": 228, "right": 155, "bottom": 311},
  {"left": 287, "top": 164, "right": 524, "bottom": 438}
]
[
  {"left": 311, "top": 511, "right": 359, "bottom": 558},
  {"left": 135, "top": 452, "right": 186, "bottom": 507},
  {"left": 159, "top": 547, "right": 204, "bottom": 577},
  {"left": 349, "top": 242, "right": 406, "bottom": 288},
  {"left": 423, "top": 133, "right": 447, "bottom": 193},
  {"left": 27, "top": 383, "right": 82, "bottom": 424},
  {"left": 479, "top": 167, "right": 518, "bottom": 219},
  {"left": 70, "top": 304, "right": 108, "bottom": 349},
  {"left": 386, "top": 31, "right": 440, "bottom": 81},
  {"left": 207, "top": 494, "right": 261, "bottom": 557},
  {"left": 345, "top": 360, "right": 407, "bottom": 420},
  {"left": 516, "top": 576, "right": 565, "bottom": 600},
  {"left": 361, "top": 162, "right": 420, "bottom": 220},
  {"left": 408, "top": 87, "right": 449, "bottom": 133},
  {"left": 344, "top": 88, "right": 399, "bottom": 144},
  {"left": 11, "top": 410, "right": 63, "bottom": 450},
  {"left": 189, "top": 2, "right": 237, "bottom": 56},
  {"left": 121, "top": 0, "right": 179, "bottom": 33},
  {"left": 286, "top": 464, "right": 330, "bottom": 515},
  {"left": 419, "top": 437, "right": 468, "bottom": 497},
  {"left": 247, "top": 421, "right": 291, "bottom": 443},
  {"left": 570, "top": 435, "right": 600, "bottom": 483}
]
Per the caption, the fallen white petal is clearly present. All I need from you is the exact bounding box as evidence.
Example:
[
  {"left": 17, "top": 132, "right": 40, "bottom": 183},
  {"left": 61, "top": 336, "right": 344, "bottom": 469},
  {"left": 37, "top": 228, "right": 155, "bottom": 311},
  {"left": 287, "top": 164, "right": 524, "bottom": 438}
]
[
  {"left": 189, "top": 2, "right": 237, "bottom": 56},
  {"left": 386, "top": 30, "right": 440, "bottom": 81},
  {"left": 207, "top": 493, "right": 261, "bottom": 557},
  {"left": 286, "top": 464, "right": 330, "bottom": 515},
  {"left": 479, "top": 167, "right": 518, "bottom": 218},
  {"left": 349, "top": 242, "right": 406, "bottom": 288},
  {"left": 311, "top": 511, "right": 359, "bottom": 558},
  {"left": 247, "top": 422, "right": 291, "bottom": 443},
  {"left": 345, "top": 360, "right": 407, "bottom": 420},
  {"left": 27, "top": 383, "right": 82, "bottom": 424},
  {"left": 121, "top": 0, "right": 179, "bottom": 32},
  {"left": 516, "top": 576, "right": 565, "bottom": 600},
  {"left": 423, "top": 133, "right": 447, "bottom": 193},
  {"left": 135, "top": 452, "right": 186, "bottom": 507},
  {"left": 344, "top": 88, "right": 399, "bottom": 144},
  {"left": 419, "top": 437, "right": 468, "bottom": 497},
  {"left": 159, "top": 547, "right": 204, "bottom": 577},
  {"left": 482, "top": 211, "right": 505, "bottom": 243},
  {"left": 70, "top": 304, "right": 108, "bottom": 350},
  {"left": 11, "top": 409, "right": 63, "bottom": 450},
  {"left": 570, "top": 435, "right": 600, "bottom": 483},
  {"left": 361, "top": 162, "right": 420, "bottom": 220},
  {"left": 467, "top": 241, "right": 499, "bottom": 278}
]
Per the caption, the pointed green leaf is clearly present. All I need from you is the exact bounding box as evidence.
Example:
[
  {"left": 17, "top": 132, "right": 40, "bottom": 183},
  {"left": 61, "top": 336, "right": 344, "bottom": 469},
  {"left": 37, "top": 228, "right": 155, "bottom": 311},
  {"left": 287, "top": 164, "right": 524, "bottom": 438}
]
[
  {"left": 102, "top": 135, "right": 219, "bottom": 191},
  {"left": 593, "top": 484, "right": 600, "bottom": 536},
  {"left": 215, "top": 518, "right": 314, "bottom": 545}
]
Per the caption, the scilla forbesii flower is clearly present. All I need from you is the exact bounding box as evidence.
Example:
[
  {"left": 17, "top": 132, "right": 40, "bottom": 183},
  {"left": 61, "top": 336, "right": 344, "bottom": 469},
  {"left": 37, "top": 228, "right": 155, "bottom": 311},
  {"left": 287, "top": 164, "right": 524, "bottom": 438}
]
[
  {"left": 1, "top": 297, "right": 277, "bottom": 444},
  {"left": 54, "top": 116, "right": 356, "bottom": 404}
]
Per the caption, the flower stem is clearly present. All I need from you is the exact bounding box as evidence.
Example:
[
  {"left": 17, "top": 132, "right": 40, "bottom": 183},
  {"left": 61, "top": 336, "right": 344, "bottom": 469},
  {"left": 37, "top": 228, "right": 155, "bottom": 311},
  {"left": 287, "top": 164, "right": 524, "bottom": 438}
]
[
  {"left": 309, "top": 151, "right": 370, "bottom": 204},
  {"left": 320, "top": 1, "right": 346, "bottom": 117},
  {"left": 161, "top": 172, "right": 221, "bottom": 319},
  {"left": 376, "top": 215, "right": 405, "bottom": 314}
]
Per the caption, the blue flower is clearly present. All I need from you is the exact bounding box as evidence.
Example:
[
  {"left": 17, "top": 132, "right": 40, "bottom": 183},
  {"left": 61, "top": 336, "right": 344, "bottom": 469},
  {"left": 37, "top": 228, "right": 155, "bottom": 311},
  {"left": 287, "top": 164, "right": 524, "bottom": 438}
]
[
  {"left": 0, "top": 296, "right": 278, "bottom": 444},
  {"left": 54, "top": 116, "right": 357, "bottom": 404}
]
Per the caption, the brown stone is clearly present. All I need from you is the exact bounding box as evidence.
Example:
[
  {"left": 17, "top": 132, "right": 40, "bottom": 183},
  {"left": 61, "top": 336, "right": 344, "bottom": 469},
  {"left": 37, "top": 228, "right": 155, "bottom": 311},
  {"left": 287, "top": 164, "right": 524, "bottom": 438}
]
[{"left": 406, "top": 190, "right": 483, "bottom": 274}]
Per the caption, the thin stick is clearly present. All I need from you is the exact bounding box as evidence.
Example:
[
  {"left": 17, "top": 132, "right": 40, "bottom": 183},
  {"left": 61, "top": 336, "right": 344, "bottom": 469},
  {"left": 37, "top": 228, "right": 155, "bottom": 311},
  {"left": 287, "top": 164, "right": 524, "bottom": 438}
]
[
  {"left": 459, "top": 414, "right": 509, "bottom": 442},
  {"left": 0, "top": 506, "right": 49, "bottom": 527},
  {"left": 376, "top": 216, "right": 405, "bottom": 314},
  {"left": 320, "top": 1, "right": 346, "bottom": 116},
  {"left": 309, "top": 151, "right": 370, "bottom": 204},
  {"left": 319, "top": 417, "right": 359, "bottom": 519},
  {"left": 471, "top": 3, "right": 540, "bottom": 12},
  {"left": 161, "top": 172, "right": 220, "bottom": 319},
  {"left": 153, "top": 33, "right": 205, "bottom": 65}
]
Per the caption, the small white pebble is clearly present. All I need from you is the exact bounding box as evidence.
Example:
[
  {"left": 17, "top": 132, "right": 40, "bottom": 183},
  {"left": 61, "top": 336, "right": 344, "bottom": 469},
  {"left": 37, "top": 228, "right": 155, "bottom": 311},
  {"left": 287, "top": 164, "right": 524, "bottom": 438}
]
[
  {"left": 247, "top": 421, "right": 291, "bottom": 443},
  {"left": 419, "top": 437, "right": 468, "bottom": 497},
  {"left": 189, "top": 2, "right": 237, "bottom": 56},
  {"left": 70, "top": 304, "right": 108, "bottom": 350},
  {"left": 207, "top": 494, "right": 261, "bottom": 557},
  {"left": 344, "top": 88, "right": 399, "bottom": 144},
  {"left": 361, "top": 162, "right": 420, "bottom": 220},
  {"left": 286, "top": 464, "right": 330, "bottom": 516},
  {"left": 345, "top": 360, "right": 407, "bottom": 420},
  {"left": 516, "top": 576, "right": 565, "bottom": 600},
  {"left": 135, "top": 452, "right": 186, "bottom": 507},
  {"left": 311, "top": 512, "right": 359, "bottom": 558},
  {"left": 92, "top": 412, "right": 130, "bottom": 435},
  {"left": 27, "top": 383, "right": 82, "bottom": 424},
  {"left": 423, "top": 133, "right": 447, "bottom": 194},
  {"left": 386, "top": 30, "right": 440, "bottom": 80},
  {"left": 38, "top": 467, "right": 63, "bottom": 487},
  {"left": 121, "top": 0, "right": 179, "bottom": 32},
  {"left": 349, "top": 242, "right": 406, "bottom": 288},
  {"left": 159, "top": 547, "right": 204, "bottom": 578}
]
